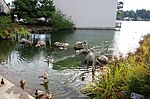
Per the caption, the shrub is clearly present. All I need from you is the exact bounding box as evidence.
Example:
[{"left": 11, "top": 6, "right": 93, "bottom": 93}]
[
  {"left": 51, "top": 10, "right": 74, "bottom": 30},
  {"left": 0, "top": 16, "right": 31, "bottom": 40},
  {"left": 83, "top": 34, "right": 150, "bottom": 99}
]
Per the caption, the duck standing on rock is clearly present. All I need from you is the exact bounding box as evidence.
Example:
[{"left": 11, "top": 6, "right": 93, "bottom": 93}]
[{"left": 85, "top": 49, "right": 96, "bottom": 70}]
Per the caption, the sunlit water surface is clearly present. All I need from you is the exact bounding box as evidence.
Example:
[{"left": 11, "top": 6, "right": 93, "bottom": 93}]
[{"left": 0, "top": 21, "right": 150, "bottom": 99}]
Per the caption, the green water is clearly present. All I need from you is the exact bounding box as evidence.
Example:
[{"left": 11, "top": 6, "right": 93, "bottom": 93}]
[{"left": 0, "top": 29, "right": 116, "bottom": 99}]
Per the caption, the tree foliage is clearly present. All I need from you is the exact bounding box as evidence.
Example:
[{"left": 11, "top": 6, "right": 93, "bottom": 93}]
[
  {"left": 122, "top": 9, "right": 150, "bottom": 21},
  {"left": 12, "top": 0, "right": 55, "bottom": 19},
  {"left": 0, "top": 16, "right": 31, "bottom": 40},
  {"left": 51, "top": 10, "right": 74, "bottom": 30},
  {"left": 12, "top": 0, "right": 38, "bottom": 19},
  {"left": 37, "top": 0, "right": 55, "bottom": 18},
  {"left": 11, "top": 0, "right": 74, "bottom": 30}
]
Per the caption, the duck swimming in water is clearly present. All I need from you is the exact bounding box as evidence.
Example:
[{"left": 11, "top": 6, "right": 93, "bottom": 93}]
[
  {"left": 20, "top": 79, "right": 25, "bottom": 89},
  {"left": 39, "top": 72, "right": 48, "bottom": 80}
]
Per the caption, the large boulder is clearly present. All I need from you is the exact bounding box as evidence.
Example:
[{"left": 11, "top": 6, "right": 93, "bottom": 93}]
[
  {"left": 74, "top": 41, "right": 87, "bottom": 51},
  {"left": 54, "top": 42, "right": 69, "bottom": 50}
]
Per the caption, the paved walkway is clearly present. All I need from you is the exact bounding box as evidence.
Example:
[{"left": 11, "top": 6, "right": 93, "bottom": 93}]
[{"left": 0, "top": 75, "right": 34, "bottom": 99}]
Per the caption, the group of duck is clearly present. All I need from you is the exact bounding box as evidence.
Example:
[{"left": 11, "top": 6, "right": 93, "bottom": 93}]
[
  {"left": 0, "top": 76, "right": 52, "bottom": 99},
  {"left": 0, "top": 39, "right": 110, "bottom": 99}
]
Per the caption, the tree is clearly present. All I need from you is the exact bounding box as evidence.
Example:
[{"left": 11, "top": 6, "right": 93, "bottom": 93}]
[
  {"left": 12, "top": 0, "right": 37, "bottom": 19},
  {"left": 51, "top": 10, "right": 74, "bottom": 30},
  {"left": 11, "top": 0, "right": 74, "bottom": 30},
  {"left": 37, "top": 0, "right": 55, "bottom": 19}
]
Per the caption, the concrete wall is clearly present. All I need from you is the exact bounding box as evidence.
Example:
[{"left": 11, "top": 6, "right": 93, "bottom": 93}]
[
  {"left": 0, "top": 0, "right": 10, "bottom": 14},
  {"left": 54, "top": 0, "right": 117, "bottom": 29}
]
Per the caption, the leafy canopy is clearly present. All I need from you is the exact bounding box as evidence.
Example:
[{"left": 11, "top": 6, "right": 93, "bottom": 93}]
[{"left": 12, "top": 0, "right": 55, "bottom": 19}]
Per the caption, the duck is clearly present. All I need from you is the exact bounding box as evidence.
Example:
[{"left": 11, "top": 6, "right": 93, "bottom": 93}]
[
  {"left": 35, "top": 90, "right": 44, "bottom": 96},
  {"left": 35, "top": 90, "right": 45, "bottom": 99},
  {"left": 20, "top": 79, "right": 25, "bottom": 89},
  {"left": 20, "top": 79, "right": 25, "bottom": 84},
  {"left": 45, "top": 93, "right": 52, "bottom": 99},
  {"left": 39, "top": 72, "right": 48, "bottom": 80},
  {"left": 85, "top": 49, "right": 96, "bottom": 70},
  {"left": 1, "top": 78, "right": 6, "bottom": 85},
  {"left": 47, "top": 56, "right": 54, "bottom": 64}
]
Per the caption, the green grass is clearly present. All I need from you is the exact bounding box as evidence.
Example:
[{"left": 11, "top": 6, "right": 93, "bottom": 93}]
[{"left": 82, "top": 34, "right": 150, "bottom": 99}]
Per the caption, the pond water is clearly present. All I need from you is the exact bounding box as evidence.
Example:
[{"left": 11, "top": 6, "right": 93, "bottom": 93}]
[{"left": 0, "top": 21, "right": 150, "bottom": 99}]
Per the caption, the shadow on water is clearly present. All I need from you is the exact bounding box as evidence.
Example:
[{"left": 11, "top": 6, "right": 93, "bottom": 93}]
[{"left": 0, "top": 40, "right": 16, "bottom": 63}]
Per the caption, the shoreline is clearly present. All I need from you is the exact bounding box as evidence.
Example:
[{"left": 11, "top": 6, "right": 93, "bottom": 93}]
[{"left": 0, "top": 75, "right": 34, "bottom": 99}]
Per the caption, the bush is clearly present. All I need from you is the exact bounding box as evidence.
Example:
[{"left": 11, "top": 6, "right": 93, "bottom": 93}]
[
  {"left": 0, "top": 16, "right": 31, "bottom": 40},
  {"left": 0, "top": 16, "right": 12, "bottom": 30},
  {"left": 83, "top": 34, "right": 150, "bottom": 99},
  {"left": 51, "top": 10, "right": 74, "bottom": 30}
]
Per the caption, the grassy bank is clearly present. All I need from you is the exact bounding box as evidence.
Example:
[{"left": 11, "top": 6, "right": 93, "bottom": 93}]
[{"left": 82, "top": 34, "right": 150, "bottom": 99}]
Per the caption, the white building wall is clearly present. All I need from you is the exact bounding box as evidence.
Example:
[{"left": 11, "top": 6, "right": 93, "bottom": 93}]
[{"left": 54, "top": 0, "right": 117, "bottom": 29}]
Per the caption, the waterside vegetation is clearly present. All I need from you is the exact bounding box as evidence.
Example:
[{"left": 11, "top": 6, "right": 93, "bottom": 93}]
[
  {"left": 82, "top": 34, "right": 150, "bottom": 99},
  {"left": 11, "top": 0, "right": 74, "bottom": 30},
  {"left": 0, "top": 0, "right": 74, "bottom": 39},
  {"left": 0, "top": 16, "right": 31, "bottom": 40}
]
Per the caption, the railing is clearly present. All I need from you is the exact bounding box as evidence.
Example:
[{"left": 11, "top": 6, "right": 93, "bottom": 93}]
[{"left": 115, "top": 0, "right": 124, "bottom": 31}]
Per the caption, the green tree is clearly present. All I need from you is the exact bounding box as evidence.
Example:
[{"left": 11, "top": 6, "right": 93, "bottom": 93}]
[
  {"left": 51, "top": 10, "right": 74, "bottom": 30},
  {"left": 12, "top": 0, "right": 37, "bottom": 19},
  {"left": 145, "top": 11, "right": 150, "bottom": 20},
  {"left": 37, "top": 0, "right": 55, "bottom": 19},
  {"left": 11, "top": 0, "right": 74, "bottom": 30}
]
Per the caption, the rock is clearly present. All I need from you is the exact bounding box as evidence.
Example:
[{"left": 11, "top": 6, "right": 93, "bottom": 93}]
[
  {"left": 97, "top": 55, "right": 108, "bottom": 64},
  {"left": 35, "top": 40, "right": 46, "bottom": 47},
  {"left": 19, "top": 38, "right": 33, "bottom": 45}
]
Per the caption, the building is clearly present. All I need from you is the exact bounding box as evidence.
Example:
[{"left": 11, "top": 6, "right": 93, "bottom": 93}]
[
  {"left": 0, "top": 0, "right": 10, "bottom": 14},
  {"left": 54, "top": 0, "right": 118, "bottom": 30}
]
